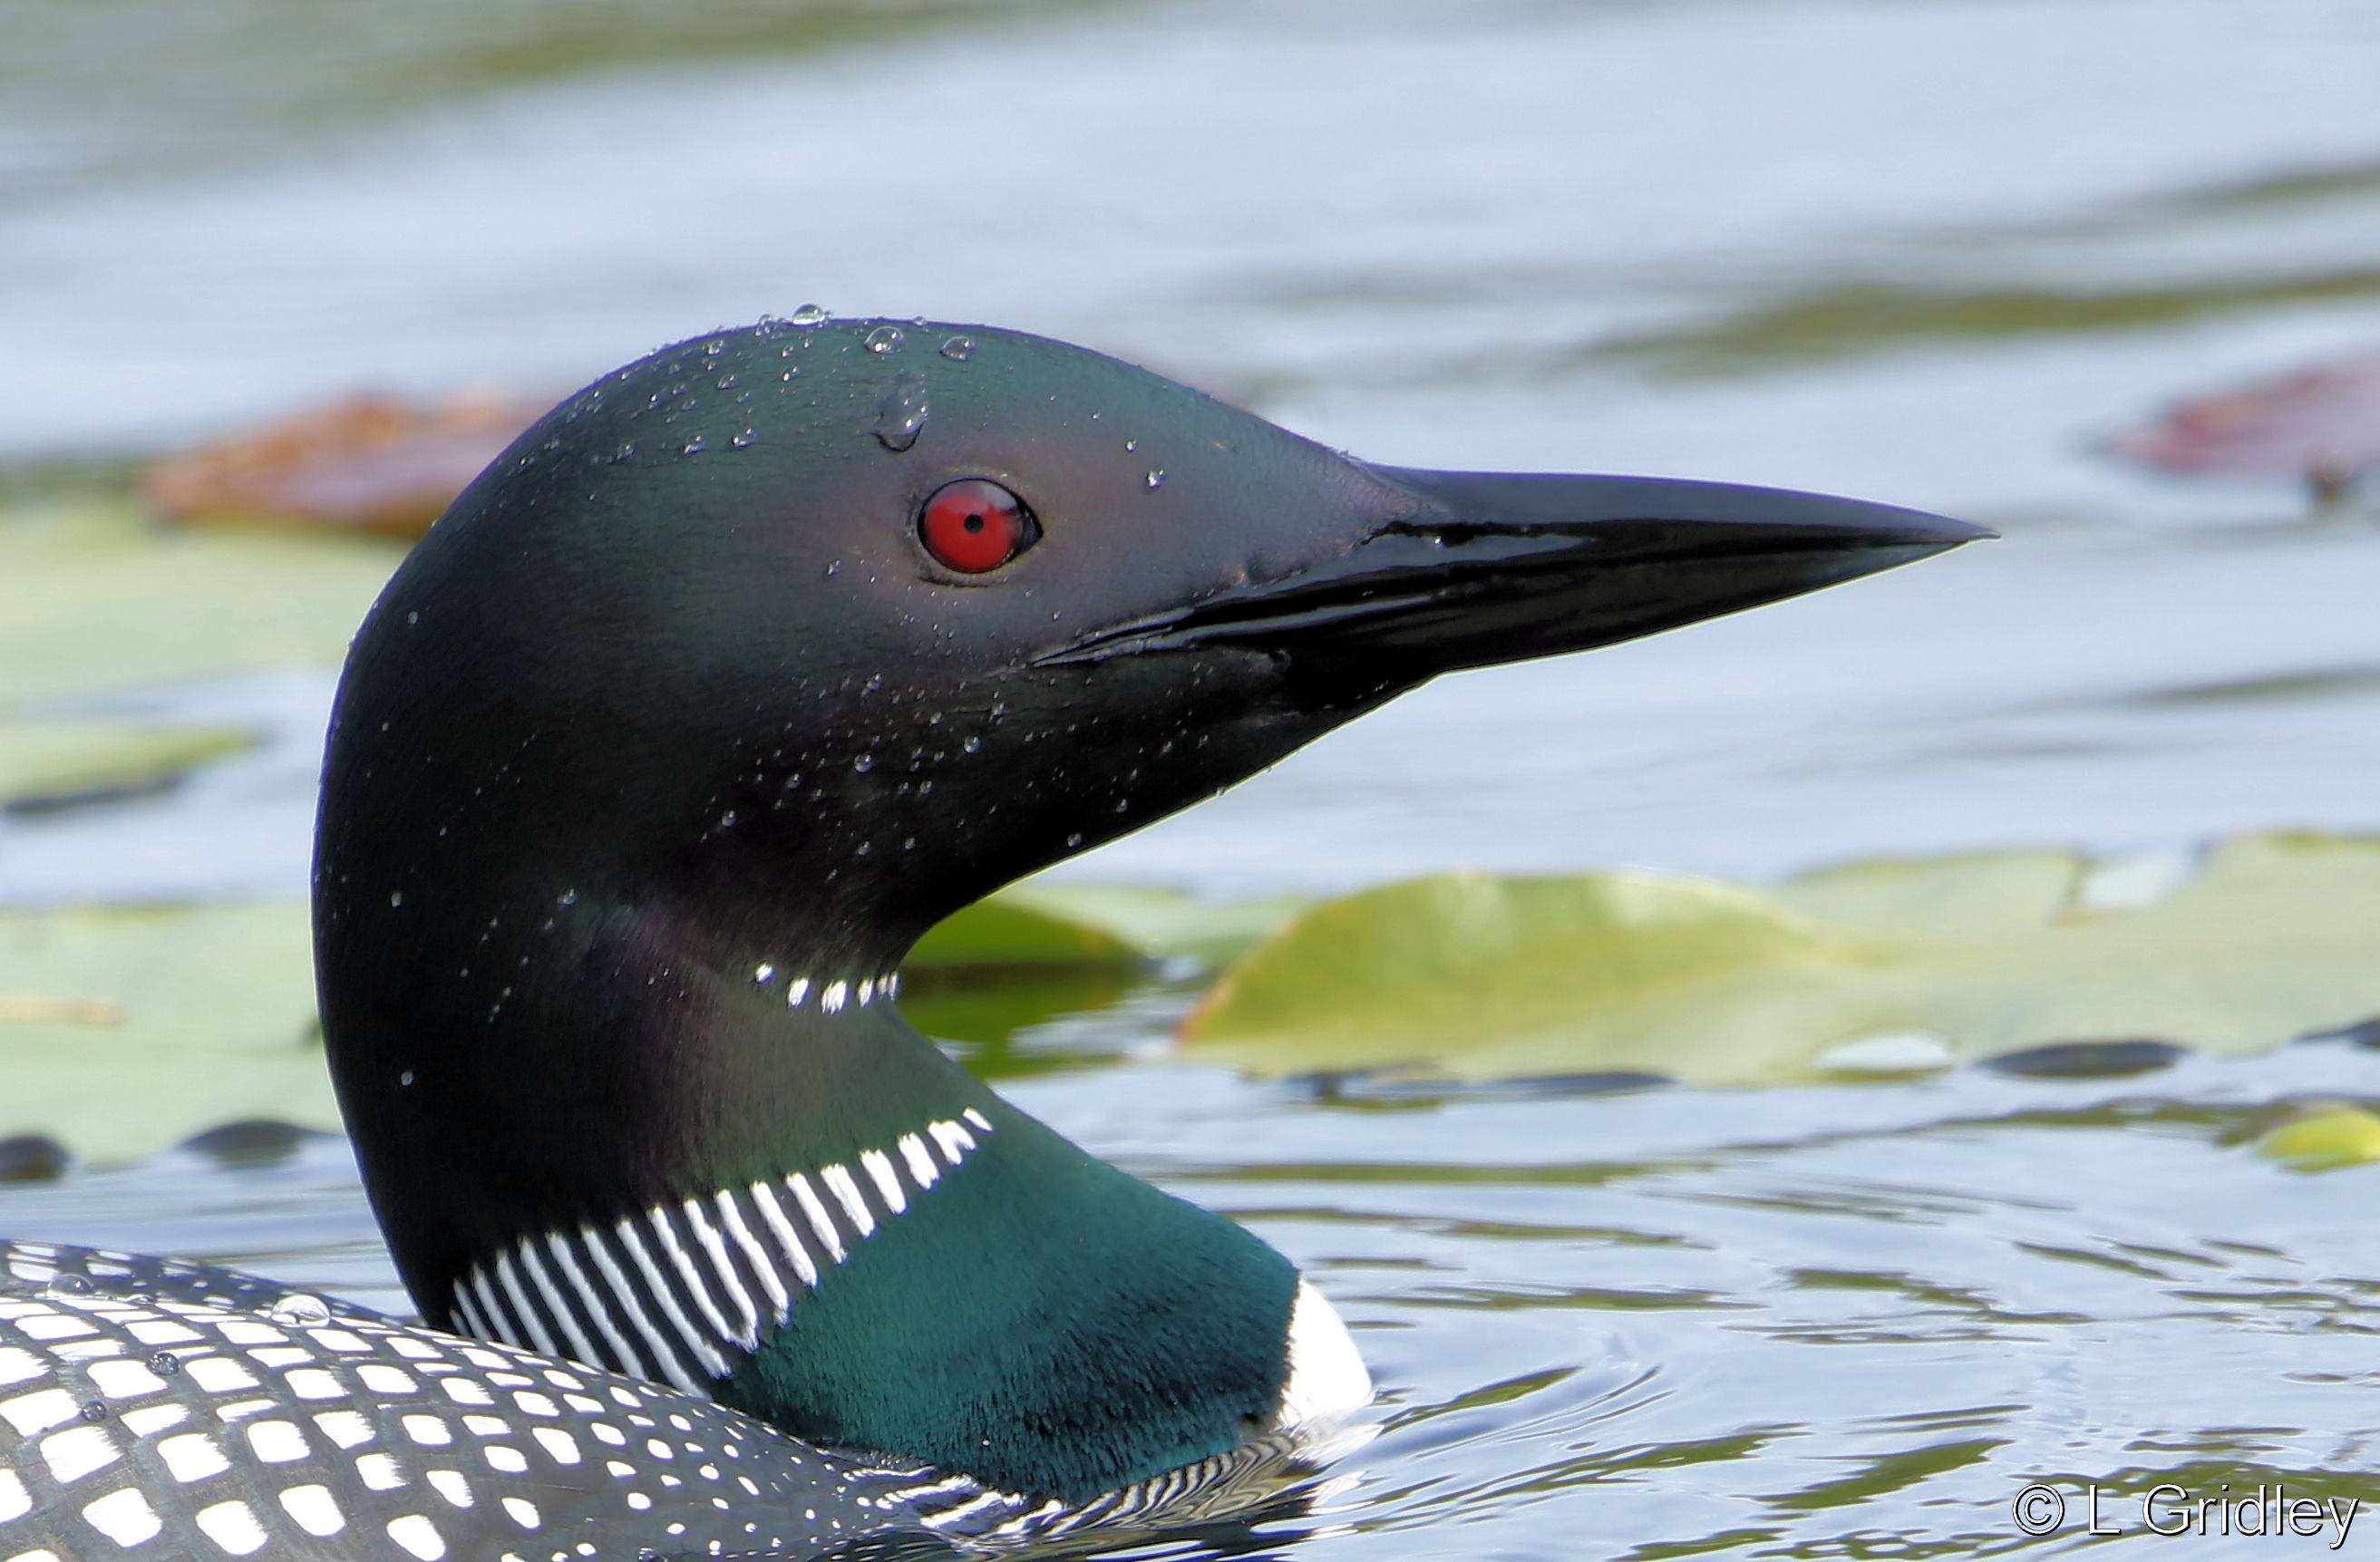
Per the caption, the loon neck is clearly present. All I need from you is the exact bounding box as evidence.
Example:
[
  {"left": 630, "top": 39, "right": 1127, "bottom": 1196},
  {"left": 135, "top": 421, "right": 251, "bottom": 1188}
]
[{"left": 320, "top": 873, "right": 1299, "bottom": 1500}]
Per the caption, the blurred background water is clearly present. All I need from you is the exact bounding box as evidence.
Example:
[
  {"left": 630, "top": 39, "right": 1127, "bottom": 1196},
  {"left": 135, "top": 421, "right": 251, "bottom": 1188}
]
[{"left": 5, "top": 0, "right": 2380, "bottom": 1556}]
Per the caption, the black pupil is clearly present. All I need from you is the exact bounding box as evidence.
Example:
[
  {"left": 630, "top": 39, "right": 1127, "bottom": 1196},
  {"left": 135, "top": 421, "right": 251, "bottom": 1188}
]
[{"left": 964, "top": 512, "right": 986, "bottom": 533}]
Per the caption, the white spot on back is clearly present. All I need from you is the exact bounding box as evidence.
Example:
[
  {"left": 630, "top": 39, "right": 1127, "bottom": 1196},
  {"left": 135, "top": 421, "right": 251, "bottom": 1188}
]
[
  {"left": 194, "top": 1497, "right": 269, "bottom": 1555},
  {"left": 278, "top": 1482, "right": 345, "bottom": 1537},
  {"left": 40, "top": 1423, "right": 118, "bottom": 1484},
  {"left": 158, "top": 1431, "right": 231, "bottom": 1483},
  {"left": 0, "top": 1387, "right": 79, "bottom": 1437},
  {"left": 387, "top": 1512, "right": 448, "bottom": 1558},
  {"left": 247, "top": 1419, "right": 309, "bottom": 1463},
  {"left": 81, "top": 1487, "right": 161, "bottom": 1546},
  {"left": 312, "top": 1409, "right": 373, "bottom": 1449},
  {"left": 425, "top": 1468, "right": 474, "bottom": 1508},
  {"left": 357, "top": 1452, "right": 407, "bottom": 1490}
]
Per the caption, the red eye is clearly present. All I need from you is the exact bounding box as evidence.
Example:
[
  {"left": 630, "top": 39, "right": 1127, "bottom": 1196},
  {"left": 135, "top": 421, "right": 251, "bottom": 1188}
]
[{"left": 918, "top": 479, "right": 1037, "bottom": 574}]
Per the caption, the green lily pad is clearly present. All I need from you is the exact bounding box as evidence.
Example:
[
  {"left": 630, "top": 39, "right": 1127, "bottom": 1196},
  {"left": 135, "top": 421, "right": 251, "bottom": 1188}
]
[
  {"left": 0, "top": 720, "right": 254, "bottom": 811},
  {"left": 2257, "top": 1108, "right": 2380, "bottom": 1172},
  {"left": 912, "top": 882, "right": 1306, "bottom": 972},
  {"left": 0, "top": 501, "right": 403, "bottom": 707},
  {"left": 906, "top": 896, "right": 1141, "bottom": 971},
  {"left": 1178, "top": 833, "right": 2380, "bottom": 1084},
  {"left": 0, "top": 899, "right": 337, "bottom": 1164}
]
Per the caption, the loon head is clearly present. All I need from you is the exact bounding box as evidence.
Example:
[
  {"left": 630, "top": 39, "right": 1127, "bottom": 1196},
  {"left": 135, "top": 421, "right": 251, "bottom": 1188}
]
[{"left": 313, "top": 317, "right": 1981, "bottom": 1501}]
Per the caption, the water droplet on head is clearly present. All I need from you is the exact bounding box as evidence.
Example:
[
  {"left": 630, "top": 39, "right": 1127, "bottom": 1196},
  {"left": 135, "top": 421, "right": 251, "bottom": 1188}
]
[
  {"left": 938, "top": 335, "right": 976, "bottom": 361},
  {"left": 1065, "top": 832, "right": 1084, "bottom": 848},
  {"left": 864, "top": 325, "right": 906, "bottom": 355},
  {"left": 853, "top": 754, "right": 875, "bottom": 773},
  {"left": 150, "top": 1350, "right": 180, "bottom": 1375},
  {"left": 874, "top": 374, "right": 929, "bottom": 451},
  {"left": 406, "top": 610, "right": 420, "bottom": 626},
  {"left": 789, "top": 303, "right": 830, "bottom": 326},
  {"left": 1145, "top": 470, "right": 1165, "bottom": 490},
  {"left": 704, "top": 339, "right": 726, "bottom": 356},
  {"left": 611, "top": 442, "right": 636, "bottom": 464},
  {"left": 1123, "top": 439, "right": 1138, "bottom": 452},
  {"left": 715, "top": 373, "right": 739, "bottom": 390},
  {"left": 962, "top": 736, "right": 983, "bottom": 755},
  {"left": 389, "top": 891, "right": 404, "bottom": 908},
  {"left": 825, "top": 559, "right": 842, "bottom": 578},
  {"left": 731, "top": 429, "right": 756, "bottom": 450},
  {"left": 267, "top": 1294, "right": 332, "bottom": 1327},
  {"left": 682, "top": 435, "right": 708, "bottom": 456}
]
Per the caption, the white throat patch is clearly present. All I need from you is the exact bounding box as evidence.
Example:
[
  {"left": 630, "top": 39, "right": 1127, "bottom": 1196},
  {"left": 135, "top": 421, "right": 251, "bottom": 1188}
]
[{"left": 1273, "top": 1280, "right": 1374, "bottom": 1433}]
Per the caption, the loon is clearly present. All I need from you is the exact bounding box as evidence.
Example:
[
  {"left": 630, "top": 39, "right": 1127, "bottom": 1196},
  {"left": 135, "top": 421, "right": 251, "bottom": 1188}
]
[{"left": 0, "top": 316, "right": 1984, "bottom": 1560}]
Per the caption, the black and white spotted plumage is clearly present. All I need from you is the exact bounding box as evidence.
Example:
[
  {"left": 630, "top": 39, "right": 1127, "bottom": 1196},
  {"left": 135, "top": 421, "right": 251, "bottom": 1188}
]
[{"left": 0, "top": 1242, "right": 1326, "bottom": 1562}]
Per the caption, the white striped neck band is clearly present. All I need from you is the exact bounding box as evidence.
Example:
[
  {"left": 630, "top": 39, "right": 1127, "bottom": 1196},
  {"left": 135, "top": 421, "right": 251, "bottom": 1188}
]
[{"left": 448, "top": 1107, "right": 995, "bottom": 1392}]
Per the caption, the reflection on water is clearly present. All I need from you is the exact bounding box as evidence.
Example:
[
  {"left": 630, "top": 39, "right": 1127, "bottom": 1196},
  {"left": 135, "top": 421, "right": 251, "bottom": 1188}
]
[{"left": 6, "top": 0, "right": 2380, "bottom": 1555}]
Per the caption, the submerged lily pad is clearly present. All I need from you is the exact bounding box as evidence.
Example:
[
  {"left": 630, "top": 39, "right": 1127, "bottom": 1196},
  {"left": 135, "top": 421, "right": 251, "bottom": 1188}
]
[
  {"left": 0, "top": 720, "right": 253, "bottom": 813},
  {"left": 1179, "top": 834, "right": 2380, "bottom": 1084},
  {"left": 0, "top": 899, "right": 335, "bottom": 1163},
  {"left": 143, "top": 390, "right": 550, "bottom": 538},
  {"left": 2103, "top": 350, "right": 2380, "bottom": 500},
  {"left": 2257, "top": 1107, "right": 2380, "bottom": 1172},
  {"left": 912, "top": 883, "right": 1304, "bottom": 972},
  {"left": 0, "top": 502, "right": 403, "bottom": 707}
]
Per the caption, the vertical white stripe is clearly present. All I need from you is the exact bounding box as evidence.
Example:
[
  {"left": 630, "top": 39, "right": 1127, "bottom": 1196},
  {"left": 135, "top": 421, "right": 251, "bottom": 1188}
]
[
  {"left": 646, "top": 1206, "right": 739, "bottom": 1349},
  {"left": 962, "top": 1108, "right": 993, "bottom": 1132},
  {"left": 580, "top": 1226, "right": 697, "bottom": 1390},
  {"left": 515, "top": 1240, "right": 599, "bottom": 1372},
  {"left": 860, "top": 1149, "right": 908, "bottom": 1214},
  {"left": 928, "top": 1120, "right": 976, "bottom": 1164},
  {"left": 785, "top": 1174, "right": 847, "bottom": 1263},
  {"left": 450, "top": 1278, "right": 492, "bottom": 1341},
  {"left": 715, "top": 1190, "right": 792, "bottom": 1317},
  {"left": 856, "top": 979, "right": 874, "bottom": 1005},
  {"left": 897, "top": 1133, "right": 939, "bottom": 1188},
  {"left": 820, "top": 1164, "right": 876, "bottom": 1237},
  {"left": 746, "top": 1182, "right": 821, "bottom": 1289},
  {"left": 493, "top": 1249, "right": 561, "bottom": 1358},
  {"left": 679, "top": 1198, "right": 760, "bottom": 1348},
  {"left": 786, "top": 976, "right": 810, "bottom": 1008},
  {"left": 614, "top": 1218, "right": 730, "bottom": 1380},
  {"left": 469, "top": 1271, "right": 519, "bottom": 1350},
  {"left": 821, "top": 980, "right": 848, "bottom": 1014},
  {"left": 542, "top": 1234, "right": 644, "bottom": 1383}
]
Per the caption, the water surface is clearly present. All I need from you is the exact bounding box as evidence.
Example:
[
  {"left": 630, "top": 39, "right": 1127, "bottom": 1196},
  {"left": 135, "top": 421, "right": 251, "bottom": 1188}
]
[{"left": 5, "top": 0, "right": 2380, "bottom": 1556}]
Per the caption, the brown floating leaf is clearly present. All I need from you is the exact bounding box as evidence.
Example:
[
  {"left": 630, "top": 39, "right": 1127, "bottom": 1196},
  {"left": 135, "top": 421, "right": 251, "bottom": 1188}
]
[
  {"left": 2103, "top": 350, "right": 2380, "bottom": 500},
  {"left": 143, "top": 389, "right": 554, "bottom": 538}
]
